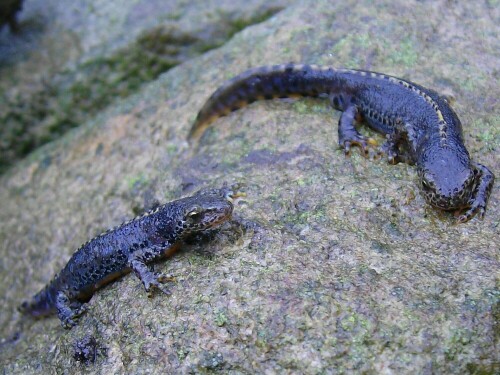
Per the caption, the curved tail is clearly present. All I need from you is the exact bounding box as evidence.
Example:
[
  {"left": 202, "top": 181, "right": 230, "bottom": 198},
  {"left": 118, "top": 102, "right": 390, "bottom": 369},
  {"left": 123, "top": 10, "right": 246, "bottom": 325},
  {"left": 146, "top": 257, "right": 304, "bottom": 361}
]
[{"left": 188, "top": 63, "right": 338, "bottom": 141}]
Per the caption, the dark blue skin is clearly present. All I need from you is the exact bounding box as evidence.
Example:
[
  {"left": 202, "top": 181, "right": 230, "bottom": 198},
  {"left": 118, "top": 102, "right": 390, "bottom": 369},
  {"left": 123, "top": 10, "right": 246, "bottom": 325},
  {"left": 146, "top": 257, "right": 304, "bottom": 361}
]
[
  {"left": 189, "top": 63, "right": 494, "bottom": 222},
  {"left": 19, "top": 187, "right": 236, "bottom": 329}
]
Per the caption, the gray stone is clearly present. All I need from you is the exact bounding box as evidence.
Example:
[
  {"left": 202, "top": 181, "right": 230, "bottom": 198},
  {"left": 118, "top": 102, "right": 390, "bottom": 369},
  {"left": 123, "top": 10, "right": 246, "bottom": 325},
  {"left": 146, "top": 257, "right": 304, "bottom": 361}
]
[{"left": 0, "top": 0, "right": 498, "bottom": 373}]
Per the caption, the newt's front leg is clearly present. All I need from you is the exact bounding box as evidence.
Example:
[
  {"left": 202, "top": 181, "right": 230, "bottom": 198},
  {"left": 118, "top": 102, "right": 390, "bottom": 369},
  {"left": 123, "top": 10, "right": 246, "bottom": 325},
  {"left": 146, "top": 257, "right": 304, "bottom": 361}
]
[
  {"left": 379, "top": 132, "right": 416, "bottom": 165},
  {"left": 336, "top": 105, "right": 377, "bottom": 156},
  {"left": 457, "top": 163, "right": 495, "bottom": 223},
  {"left": 129, "top": 257, "right": 173, "bottom": 297}
]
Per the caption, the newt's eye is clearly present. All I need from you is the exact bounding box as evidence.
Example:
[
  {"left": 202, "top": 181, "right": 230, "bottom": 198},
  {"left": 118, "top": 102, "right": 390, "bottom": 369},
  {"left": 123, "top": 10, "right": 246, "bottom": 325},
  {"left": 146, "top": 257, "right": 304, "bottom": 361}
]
[
  {"left": 422, "top": 179, "right": 431, "bottom": 190},
  {"left": 421, "top": 173, "right": 434, "bottom": 190},
  {"left": 187, "top": 206, "right": 203, "bottom": 221}
]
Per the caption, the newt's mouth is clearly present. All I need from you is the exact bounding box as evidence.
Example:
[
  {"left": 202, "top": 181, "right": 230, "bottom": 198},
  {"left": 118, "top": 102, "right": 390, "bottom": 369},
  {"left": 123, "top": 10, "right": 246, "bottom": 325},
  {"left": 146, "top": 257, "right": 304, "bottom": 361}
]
[
  {"left": 210, "top": 211, "right": 233, "bottom": 227},
  {"left": 425, "top": 192, "right": 470, "bottom": 212},
  {"left": 203, "top": 204, "right": 234, "bottom": 229}
]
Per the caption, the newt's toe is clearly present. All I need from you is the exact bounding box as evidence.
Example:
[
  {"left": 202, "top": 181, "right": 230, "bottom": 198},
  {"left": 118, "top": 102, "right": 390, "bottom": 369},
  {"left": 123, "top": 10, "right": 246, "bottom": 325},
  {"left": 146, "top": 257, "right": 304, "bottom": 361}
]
[
  {"left": 341, "top": 136, "right": 376, "bottom": 157},
  {"left": 61, "top": 317, "right": 77, "bottom": 330},
  {"left": 456, "top": 204, "right": 485, "bottom": 223}
]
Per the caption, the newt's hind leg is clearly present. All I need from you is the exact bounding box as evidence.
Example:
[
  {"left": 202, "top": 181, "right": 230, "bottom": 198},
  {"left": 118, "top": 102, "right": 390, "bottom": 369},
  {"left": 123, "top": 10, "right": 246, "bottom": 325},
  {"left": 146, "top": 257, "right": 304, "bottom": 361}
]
[
  {"left": 55, "top": 291, "right": 87, "bottom": 329},
  {"left": 336, "top": 105, "right": 376, "bottom": 156}
]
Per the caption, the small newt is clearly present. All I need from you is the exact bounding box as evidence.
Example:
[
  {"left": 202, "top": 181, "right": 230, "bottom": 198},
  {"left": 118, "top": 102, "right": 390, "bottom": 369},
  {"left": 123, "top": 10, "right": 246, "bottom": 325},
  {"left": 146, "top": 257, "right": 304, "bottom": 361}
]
[
  {"left": 19, "top": 186, "right": 238, "bottom": 328},
  {"left": 189, "top": 64, "right": 494, "bottom": 222}
]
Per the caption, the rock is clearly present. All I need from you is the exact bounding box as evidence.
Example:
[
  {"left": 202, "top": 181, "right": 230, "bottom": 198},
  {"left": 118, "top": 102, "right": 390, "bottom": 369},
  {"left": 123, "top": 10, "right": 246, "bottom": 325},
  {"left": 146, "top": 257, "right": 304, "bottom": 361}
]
[
  {"left": 0, "top": 0, "right": 286, "bottom": 173},
  {"left": 0, "top": 0, "right": 498, "bottom": 373}
]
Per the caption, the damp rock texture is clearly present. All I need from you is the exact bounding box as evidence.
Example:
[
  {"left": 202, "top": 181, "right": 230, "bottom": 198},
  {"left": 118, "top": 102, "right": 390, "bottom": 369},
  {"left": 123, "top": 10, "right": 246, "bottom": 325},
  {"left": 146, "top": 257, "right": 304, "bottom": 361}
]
[{"left": 0, "top": 0, "right": 498, "bottom": 373}]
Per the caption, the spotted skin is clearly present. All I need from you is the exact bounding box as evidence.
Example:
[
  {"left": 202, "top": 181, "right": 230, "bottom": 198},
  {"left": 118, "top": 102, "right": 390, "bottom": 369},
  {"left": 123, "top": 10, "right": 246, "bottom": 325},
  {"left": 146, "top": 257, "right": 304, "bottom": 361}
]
[
  {"left": 19, "top": 187, "right": 236, "bottom": 329},
  {"left": 189, "top": 64, "right": 494, "bottom": 222}
]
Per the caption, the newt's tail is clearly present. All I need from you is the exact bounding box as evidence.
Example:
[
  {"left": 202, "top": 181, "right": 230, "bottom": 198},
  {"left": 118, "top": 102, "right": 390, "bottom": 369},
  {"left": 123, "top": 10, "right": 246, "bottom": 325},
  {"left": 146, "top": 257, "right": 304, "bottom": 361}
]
[
  {"left": 18, "top": 284, "right": 57, "bottom": 318},
  {"left": 188, "top": 63, "right": 335, "bottom": 141}
]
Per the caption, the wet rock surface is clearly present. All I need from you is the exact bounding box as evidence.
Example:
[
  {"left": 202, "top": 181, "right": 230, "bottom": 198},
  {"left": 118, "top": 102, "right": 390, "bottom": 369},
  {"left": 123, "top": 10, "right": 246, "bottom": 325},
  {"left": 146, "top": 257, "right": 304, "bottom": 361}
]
[{"left": 0, "top": 0, "right": 499, "bottom": 373}]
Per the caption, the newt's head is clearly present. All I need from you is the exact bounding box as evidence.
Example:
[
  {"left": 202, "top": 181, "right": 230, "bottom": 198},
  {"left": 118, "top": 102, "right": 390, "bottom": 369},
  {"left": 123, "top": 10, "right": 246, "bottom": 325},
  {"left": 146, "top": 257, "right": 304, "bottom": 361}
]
[
  {"left": 173, "top": 186, "right": 241, "bottom": 236},
  {"left": 417, "top": 148, "right": 475, "bottom": 212}
]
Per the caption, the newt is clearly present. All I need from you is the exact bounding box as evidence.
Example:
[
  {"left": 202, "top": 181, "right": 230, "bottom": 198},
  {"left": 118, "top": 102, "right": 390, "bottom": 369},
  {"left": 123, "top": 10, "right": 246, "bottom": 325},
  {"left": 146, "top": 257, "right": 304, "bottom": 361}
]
[
  {"left": 189, "top": 64, "right": 494, "bottom": 222},
  {"left": 19, "top": 186, "right": 238, "bottom": 329}
]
